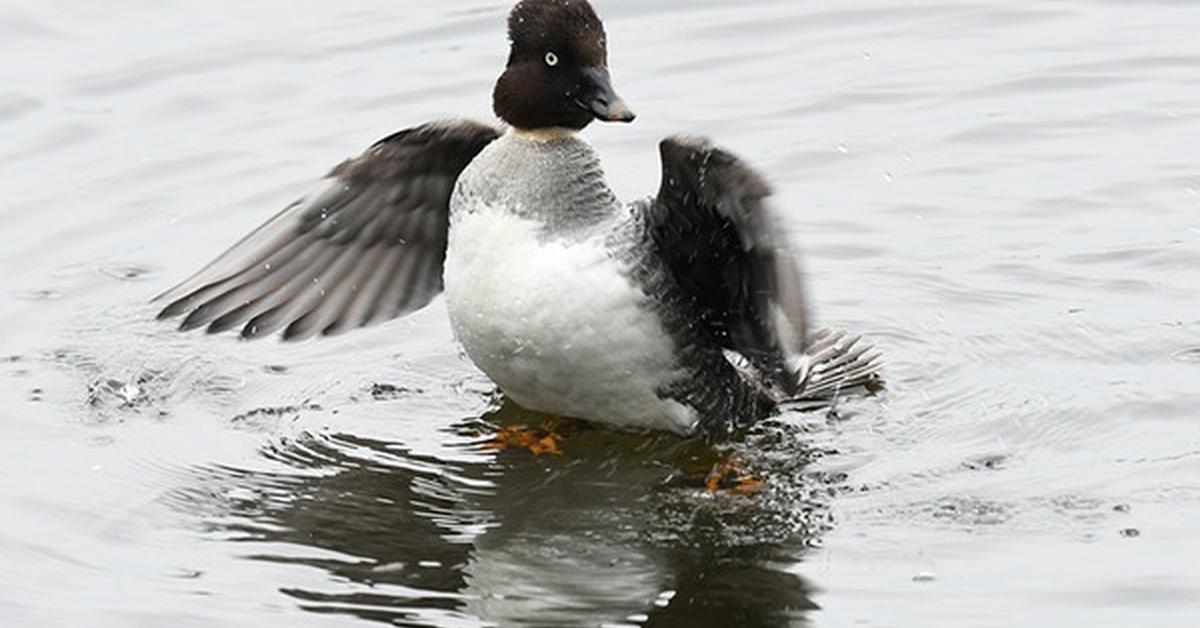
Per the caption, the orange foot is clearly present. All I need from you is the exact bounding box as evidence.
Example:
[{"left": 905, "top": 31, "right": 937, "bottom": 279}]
[
  {"left": 486, "top": 422, "right": 565, "bottom": 456},
  {"left": 704, "top": 456, "right": 765, "bottom": 495}
]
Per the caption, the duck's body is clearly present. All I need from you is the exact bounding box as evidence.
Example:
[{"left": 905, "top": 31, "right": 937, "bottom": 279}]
[
  {"left": 446, "top": 130, "right": 784, "bottom": 433},
  {"left": 445, "top": 131, "right": 698, "bottom": 433},
  {"left": 155, "top": 0, "right": 880, "bottom": 436}
]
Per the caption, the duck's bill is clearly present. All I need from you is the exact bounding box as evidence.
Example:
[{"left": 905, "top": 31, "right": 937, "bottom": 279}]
[
  {"left": 578, "top": 67, "right": 636, "bottom": 123},
  {"left": 591, "top": 98, "right": 636, "bottom": 123}
]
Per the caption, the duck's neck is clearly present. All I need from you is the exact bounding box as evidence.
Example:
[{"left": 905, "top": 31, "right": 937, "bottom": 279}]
[
  {"left": 508, "top": 126, "right": 579, "bottom": 143},
  {"left": 455, "top": 128, "right": 619, "bottom": 233}
]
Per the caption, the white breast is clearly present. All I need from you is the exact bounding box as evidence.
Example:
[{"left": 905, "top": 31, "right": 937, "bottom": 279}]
[{"left": 443, "top": 204, "right": 697, "bottom": 434}]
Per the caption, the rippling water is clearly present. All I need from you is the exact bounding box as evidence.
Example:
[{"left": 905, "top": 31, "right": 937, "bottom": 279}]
[{"left": 3, "top": 1, "right": 1199, "bottom": 626}]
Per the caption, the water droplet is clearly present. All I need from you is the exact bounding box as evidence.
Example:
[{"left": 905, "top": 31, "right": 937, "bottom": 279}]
[
  {"left": 117, "top": 382, "right": 142, "bottom": 405},
  {"left": 863, "top": 51, "right": 873, "bottom": 60},
  {"left": 883, "top": 172, "right": 894, "bottom": 182},
  {"left": 835, "top": 143, "right": 849, "bottom": 154}
]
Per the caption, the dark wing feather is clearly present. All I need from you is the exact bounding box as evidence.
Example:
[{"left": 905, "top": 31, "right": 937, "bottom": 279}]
[
  {"left": 155, "top": 119, "right": 500, "bottom": 341},
  {"left": 648, "top": 136, "right": 809, "bottom": 395}
]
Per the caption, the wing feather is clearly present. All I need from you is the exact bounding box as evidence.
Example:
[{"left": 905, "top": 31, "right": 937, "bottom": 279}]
[
  {"left": 648, "top": 135, "right": 809, "bottom": 395},
  {"left": 155, "top": 119, "right": 501, "bottom": 340}
]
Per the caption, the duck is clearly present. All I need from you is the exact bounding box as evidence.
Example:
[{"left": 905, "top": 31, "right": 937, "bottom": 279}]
[{"left": 155, "top": 0, "right": 881, "bottom": 436}]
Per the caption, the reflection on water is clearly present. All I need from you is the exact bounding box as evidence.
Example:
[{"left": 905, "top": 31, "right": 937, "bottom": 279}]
[{"left": 172, "top": 401, "right": 832, "bottom": 626}]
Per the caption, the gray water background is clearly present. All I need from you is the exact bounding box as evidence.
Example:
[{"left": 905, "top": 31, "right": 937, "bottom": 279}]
[{"left": 2, "top": 0, "right": 1199, "bottom": 626}]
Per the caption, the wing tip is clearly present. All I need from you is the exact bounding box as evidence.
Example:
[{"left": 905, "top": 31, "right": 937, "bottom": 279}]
[
  {"left": 155, "top": 284, "right": 202, "bottom": 320},
  {"left": 178, "top": 306, "right": 214, "bottom": 332},
  {"left": 280, "top": 319, "right": 319, "bottom": 342},
  {"left": 239, "top": 312, "right": 276, "bottom": 341},
  {"left": 156, "top": 301, "right": 183, "bottom": 321},
  {"left": 658, "top": 134, "right": 713, "bottom": 163},
  {"left": 657, "top": 134, "right": 771, "bottom": 199}
]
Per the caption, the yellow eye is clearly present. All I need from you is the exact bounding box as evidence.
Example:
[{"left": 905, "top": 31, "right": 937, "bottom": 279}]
[{"left": 545, "top": 51, "right": 559, "bottom": 67}]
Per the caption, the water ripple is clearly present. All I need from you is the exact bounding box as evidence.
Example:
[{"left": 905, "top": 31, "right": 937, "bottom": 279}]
[{"left": 5, "top": 0, "right": 1200, "bottom": 625}]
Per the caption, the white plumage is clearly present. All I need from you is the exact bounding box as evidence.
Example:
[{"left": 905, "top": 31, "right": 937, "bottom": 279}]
[{"left": 444, "top": 201, "right": 698, "bottom": 434}]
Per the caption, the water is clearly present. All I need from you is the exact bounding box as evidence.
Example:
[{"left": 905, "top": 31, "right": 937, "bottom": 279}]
[{"left": 3, "top": 0, "right": 1199, "bottom": 626}]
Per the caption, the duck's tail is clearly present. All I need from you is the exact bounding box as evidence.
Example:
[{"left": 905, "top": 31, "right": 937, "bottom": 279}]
[{"left": 794, "top": 328, "right": 884, "bottom": 402}]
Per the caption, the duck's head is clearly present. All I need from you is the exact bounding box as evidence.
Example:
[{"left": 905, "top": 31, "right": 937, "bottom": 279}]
[{"left": 493, "top": 0, "right": 635, "bottom": 132}]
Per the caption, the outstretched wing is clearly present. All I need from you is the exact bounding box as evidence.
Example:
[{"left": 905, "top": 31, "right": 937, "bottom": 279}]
[
  {"left": 647, "top": 135, "right": 809, "bottom": 396},
  {"left": 155, "top": 119, "right": 501, "bottom": 341}
]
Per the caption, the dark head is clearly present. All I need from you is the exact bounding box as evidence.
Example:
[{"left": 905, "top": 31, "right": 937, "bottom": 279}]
[{"left": 493, "top": 0, "right": 635, "bottom": 131}]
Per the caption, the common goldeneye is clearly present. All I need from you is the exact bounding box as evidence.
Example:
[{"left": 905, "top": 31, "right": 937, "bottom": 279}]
[{"left": 156, "top": 0, "right": 881, "bottom": 435}]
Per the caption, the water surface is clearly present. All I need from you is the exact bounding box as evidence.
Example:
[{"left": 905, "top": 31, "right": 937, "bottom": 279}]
[{"left": 2, "top": 0, "right": 1199, "bottom": 626}]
